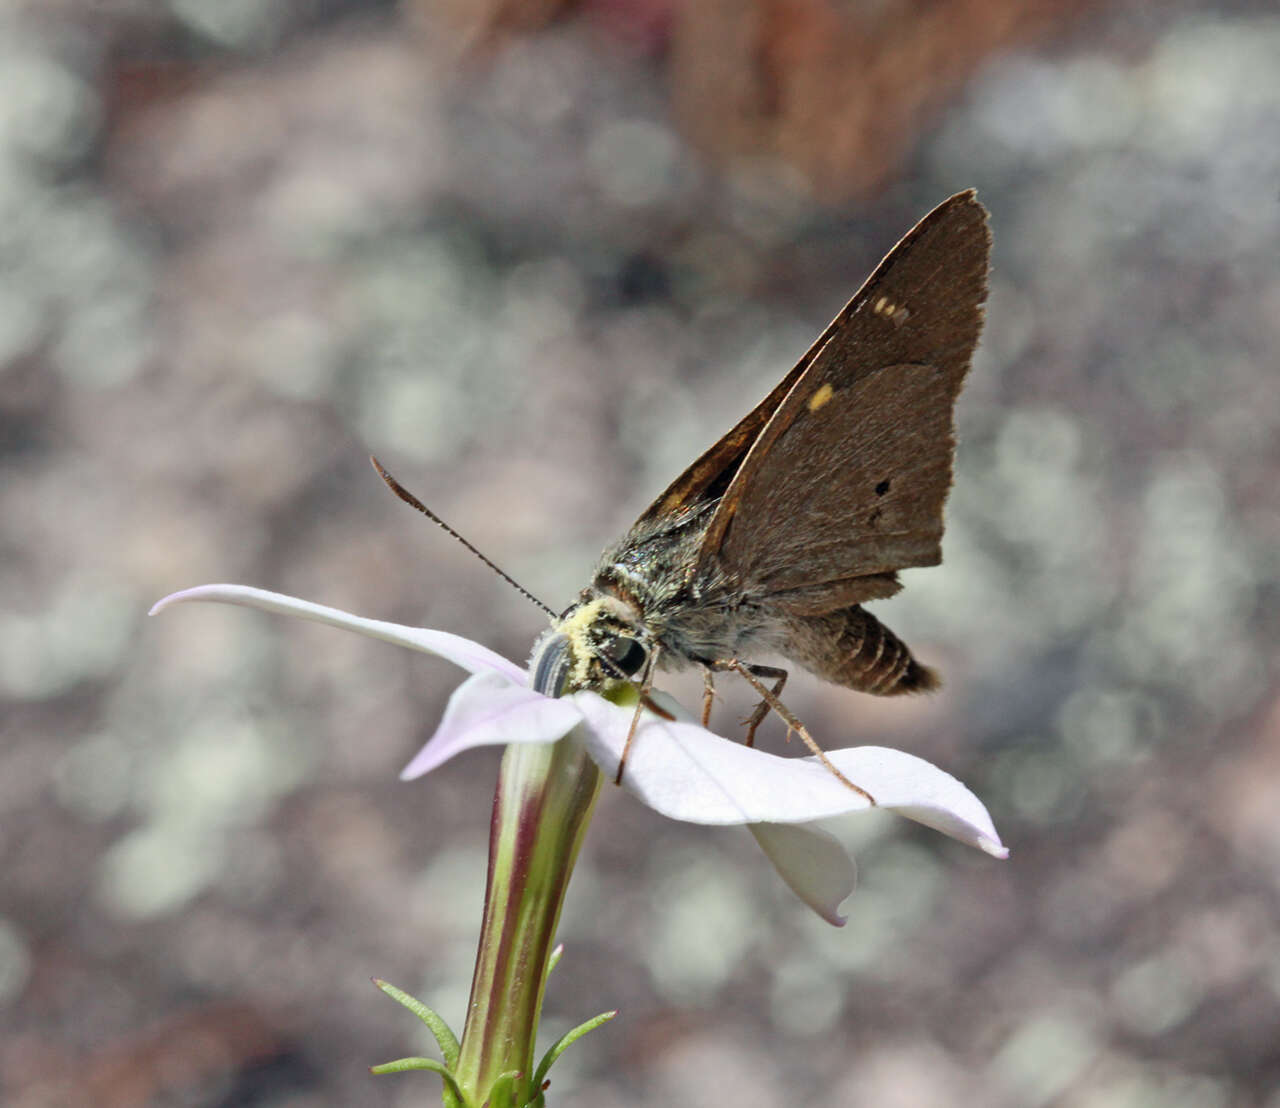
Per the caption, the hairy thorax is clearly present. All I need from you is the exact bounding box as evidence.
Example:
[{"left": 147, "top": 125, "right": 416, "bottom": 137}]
[{"left": 589, "top": 504, "right": 783, "bottom": 669}]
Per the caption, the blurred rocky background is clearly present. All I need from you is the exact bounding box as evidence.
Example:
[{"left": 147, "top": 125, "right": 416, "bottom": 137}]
[{"left": 3, "top": 1, "right": 1279, "bottom": 1105}]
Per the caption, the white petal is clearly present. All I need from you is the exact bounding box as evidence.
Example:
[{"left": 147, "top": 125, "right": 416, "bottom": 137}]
[
  {"left": 401, "top": 672, "right": 582, "bottom": 779},
  {"left": 572, "top": 695, "right": 1006, "bottom": 856},
  {"left": 151, "top": 584, "right": 525, "bottom": 682},
  {"left": 748, "top": 822, "right": 856, "bottom": 927},
  {"left": 573, "top": 694, "right": 872, "bottom": 823},
  {"left": 824, "top": 747, "right": 1009, "bottom": 858}
]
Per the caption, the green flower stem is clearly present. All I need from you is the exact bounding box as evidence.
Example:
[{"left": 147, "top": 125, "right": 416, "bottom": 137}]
[{"left": 452, "top": 736, "right": 603, "bottom": 1105}]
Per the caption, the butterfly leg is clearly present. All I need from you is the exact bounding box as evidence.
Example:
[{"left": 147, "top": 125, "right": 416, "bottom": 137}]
[
  {"left": 704, "top": 658, "right": 781, "bottom": 745},
  {"left": 701, "top": 669, "right": 717, "bottom": 727},
  {"left": 740, "top": 663, "right": 787, "bottom": 748},
  {"left": 717, "top": 658, "right": 875, "bottom": 804},
  {"left": 615, "top": 642, "right": 665, "bottom": 786}
]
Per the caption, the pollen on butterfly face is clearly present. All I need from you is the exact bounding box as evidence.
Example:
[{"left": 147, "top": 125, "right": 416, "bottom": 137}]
[
  {"left": 555, "top": 599, "right": 607, "bottom": 688},
  {"left": 808, "top": 382, "right": 835, "bottom": 412},
  {"left": 554, "top": 595, "right": 643, "bottom": 690}
]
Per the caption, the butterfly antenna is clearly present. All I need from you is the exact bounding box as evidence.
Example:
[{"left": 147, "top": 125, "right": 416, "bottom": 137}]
[{"left": 370, "top": 456, "right": 557, "bottom": 619}]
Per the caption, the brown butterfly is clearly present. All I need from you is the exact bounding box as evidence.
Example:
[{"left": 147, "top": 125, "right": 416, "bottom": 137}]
[{"left": 380, "top": 191, "right": 990, "bottom": 794}]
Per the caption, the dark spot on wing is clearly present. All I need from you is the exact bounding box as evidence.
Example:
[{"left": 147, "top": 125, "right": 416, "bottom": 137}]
[{"left": 874, "top": 479, "right": 891, "bottom": 496}]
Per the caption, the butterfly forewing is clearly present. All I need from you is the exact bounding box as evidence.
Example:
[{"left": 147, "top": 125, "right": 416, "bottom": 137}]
[
  {"left": 628, "top": 198, "right": 980, "bottom": 531},
  {"left": 702, "top": 190, "right": 991, "bottom": 600}
]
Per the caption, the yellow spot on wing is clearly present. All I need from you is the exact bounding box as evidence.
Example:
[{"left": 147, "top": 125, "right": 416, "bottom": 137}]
[
  {"left": 872, "top": 295, "right": 910, "bottom": 326},
  {"left": 808, "top": 382, "right": 835, "bottom": 412}
]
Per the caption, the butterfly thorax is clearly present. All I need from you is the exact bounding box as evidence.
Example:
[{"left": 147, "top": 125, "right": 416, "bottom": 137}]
[
  {"left": 529, "top": 503, "right": 782, "bottom": 698},
  {"left": 590, "top": 503, "right": 783, "bottom": 670}
]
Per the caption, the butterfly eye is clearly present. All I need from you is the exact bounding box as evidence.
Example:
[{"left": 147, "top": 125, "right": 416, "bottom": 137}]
[{"left": 604, "top": 635, "right": 648, "bottom": 677}]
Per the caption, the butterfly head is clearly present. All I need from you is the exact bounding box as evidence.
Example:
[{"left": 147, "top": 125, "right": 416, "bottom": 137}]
[{"left": 529, "top": 593, "right": 651, "bottom": 698}]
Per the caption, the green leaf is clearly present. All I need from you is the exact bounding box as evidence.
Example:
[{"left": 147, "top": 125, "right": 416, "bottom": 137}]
[
  {"left": 531, "top": 1010, "right": 617, "bottom": 1090},
  {"left": 370, "top": 1056, "right": 468, "bottom": 1106},
  {"left": 547, "top": 943, "right": 564, "bottom": 976},
  {"left": 373, "top": 978, "right": 461, "bottom": 1069},
  {"left": 483, "top": 1069, "right": 524, "bottom": 1108}
]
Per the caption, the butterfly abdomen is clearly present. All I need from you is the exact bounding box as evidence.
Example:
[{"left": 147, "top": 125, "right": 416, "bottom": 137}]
[{"left": 783, "top": 605, "right": 940, "bottom": 696}]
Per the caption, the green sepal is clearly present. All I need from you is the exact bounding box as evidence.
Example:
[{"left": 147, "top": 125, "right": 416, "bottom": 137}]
[
  {"left": 373, "top": 978, "right": 461, "bottom": 1069},
  {"left": 370, "top": 1056, "right": 468, "bottom": 1106},
  {"left": 482, "top": 1069, "right": 524, "bottom": 1108},
  {"left": 530, "top": 1010, "right": 618, "bottom": 1091}
]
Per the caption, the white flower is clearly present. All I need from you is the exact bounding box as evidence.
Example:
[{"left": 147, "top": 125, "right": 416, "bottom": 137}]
[{"left": 152, "top": 584, "right": 1006, "bottom": 924}]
